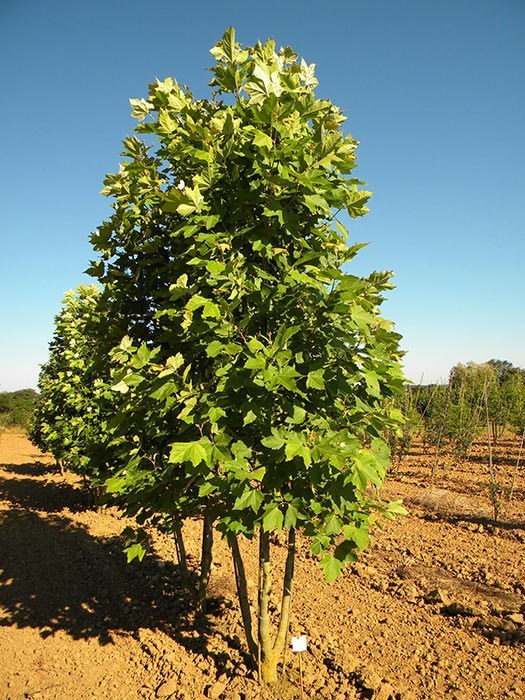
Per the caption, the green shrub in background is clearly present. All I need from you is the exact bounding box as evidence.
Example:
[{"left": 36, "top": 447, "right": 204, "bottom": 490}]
[{"left": 0, "top": 389, "right": 38, "bottom": 430}]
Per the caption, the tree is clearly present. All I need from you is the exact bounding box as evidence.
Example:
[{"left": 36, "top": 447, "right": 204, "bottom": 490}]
[
  {"left": 0, "top": 389, "right": 38, "bottom": 429},
  {"left": 87, "top": 27, "right": 406, "bottom": 683},
  {"left": 487, "top": 359, "right": 515, "bottom": 386},
  {"left": 29, "top": 285, "right": 105, "bottom": 480}
]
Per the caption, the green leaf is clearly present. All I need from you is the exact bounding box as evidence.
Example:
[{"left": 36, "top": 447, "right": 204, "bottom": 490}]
[
  {"left": 245, "top": 356, "right": 265, "bottom": 370},
  {"left": 168, "top": 442, "right": 189, "bottom": 463},
  {"left": 353, "top": 450, "right": 384, "bottom": 488},
  {"left": 206, "top": 260, "right": 226, "bottom": 275},
  {"left": 129, "top": 98, "right": 153, "bottom": 121},
  {"left": 243, "top": 409, "right": 256, "bottom": 425},
  {"left": 263, "top": 505, "right": 284, "bottom": 531},
  {"left": 324, "top": 513, "right": 342, "bottom": 535},
  {"left": 319, "top": 554, "right": 344, "bottom": 583},
  {"left": 134, "top": 344, "right": 151, "bottom": 368},
  {"left": 231, "top": 440, "right": 252, "bottom": 459},
  {"left": 275, "top": 325, "right": 301, "bottom": 348},
  {"left": 123, "top": 373, "right": 145, "bottom": 387},
  {"left": 276, "top": 366, "right": 299, "bottom": 391},
  {"left": 343, "top": 523, "right": 369, "bottom": 551},
  {"left": 186, "top": 294, "right": 207, "bottom": 311},
  {"left": 222, "top": 25, "right": 236, "bottom": 62},
  {"left": 199, "top": 481, "right": 217, "bottom": 497},
  {"left": 253, "top": 129, "right": 273, "bottom": 149},
  {"left": 199, "top": 482, "right": 217, "bottom": 496},
  {"left": 111, "top": 380, "right": 129, "bottom": 394},
  {"left": 203, "top": 301, "right": 221, "bottom": 319},
  {"left": 187, "top": 441, "right": 207, "bottom": 466},
  {"left": 288, "top": 405, "right": 306, "bottom": 424},
  {"left": 234, "top": 488, "right": 264, "bottom": 513},
  {"left": 208, "top": 406, "right": 226, "bottom": 422},
  {"left": 176, "top": 202, "right": 197, "bottom": 216},
  {"left": 261, "top": 434, "right": 285, "bottom": 450},
  {"left": 351, "top": 305, "right": 373, "bottom": 333},
  {"left": 125, "top": 542, "right": 146, "bottom": 563},
  {"left": 304, "top": 194, "right": 331, "bottom": 216},
  {"left": 284, "top": 502, "right": 300, "bottom": 529},
  {"left": 299, "top": 58, "right": 318, "bottom": 89},
  {"left": 149, "top": 377, "right": 176, "bottom": 401},
  {"left": 333, "top": 539, "right": 359, "bottom": 564},
  {"left": 206, "top": 340, "right": 224, "bottom": 357},
  {"left": 166, "top": 353, "right": 184, "bottom": 371},
  {"left": 306, "top": 369, "right": 325, "bottom": 390},
  {"left": 177, "top": 396, "right": 197, "bottom": 420},
  {"left": 250, "top": 466, "right": 266, "bottom": 482},
  {"left": 384, "top": 500, "right": 408, "bottom": 518},
  {"left": 105, "top": 476, "right": 127, "bottom": 493},
  {"left": 285, "top": 438, "right": 302, "bottom": 461},
  {"left": 159, "top": 109, "right": 176, "bottom": 132},
  {"left": 168, "top": 90, "right": 186, "bottom": 112}
]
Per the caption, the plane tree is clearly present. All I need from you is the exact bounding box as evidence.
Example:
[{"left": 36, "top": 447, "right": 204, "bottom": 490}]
[{"left": 86, "top": 28, "right": 406, "bottom": 682}]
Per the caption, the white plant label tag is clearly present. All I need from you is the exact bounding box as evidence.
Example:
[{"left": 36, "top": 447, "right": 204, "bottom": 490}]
[{"left": 292, "top": 635, "right": 307, "bottom": 652}]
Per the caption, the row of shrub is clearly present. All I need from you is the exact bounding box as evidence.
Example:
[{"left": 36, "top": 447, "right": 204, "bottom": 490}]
[{"left": 386, "top": 359, "right": 525, "bottom": 465}]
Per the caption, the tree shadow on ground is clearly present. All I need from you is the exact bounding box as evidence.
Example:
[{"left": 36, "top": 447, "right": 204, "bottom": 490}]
[
  {"left": 0, "top": 475, "right": 92, "bottom": 513},
  {"left": 2, "top": 461, "right": 59, "bottom": 477},
  {"left": 420, "top": 509, "right": 525, "bottom": 533},
  {"left": 0, "top": 474, "right": 248, "bottom": 675},
  {"left": 467, "top": 453, "right": 521, "bottom": 468}
]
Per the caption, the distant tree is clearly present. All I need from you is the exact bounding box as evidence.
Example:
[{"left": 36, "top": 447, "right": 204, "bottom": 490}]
[
  {"left": 487, "top": 359, "right": 515, "bottom": 386},
  {"left": 29, "top": 285, "right": 104, "bottom": 477},
  {"left": 0, "top": 389, "right": 38, "bottom": 429}
]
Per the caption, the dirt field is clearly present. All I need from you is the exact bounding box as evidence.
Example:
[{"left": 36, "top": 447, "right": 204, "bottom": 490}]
[{"left": 0, "top": 429, "right": 523, "bottom": 700}]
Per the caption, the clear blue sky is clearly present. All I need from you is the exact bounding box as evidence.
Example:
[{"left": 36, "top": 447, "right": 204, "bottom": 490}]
[{"left": 1, "top": 0, "right": 524, "bottom": 391}]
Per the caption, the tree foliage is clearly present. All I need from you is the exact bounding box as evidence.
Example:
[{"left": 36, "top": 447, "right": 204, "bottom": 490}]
[
  {"left": 82, "top": 27, "right": 407, "bottom": 681},
  {"left": 29, "top": 285, "right": 105, "bottom": 476}
]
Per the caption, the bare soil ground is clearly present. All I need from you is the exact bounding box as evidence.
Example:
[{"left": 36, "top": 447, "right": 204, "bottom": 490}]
[{"left": 0, "top": 429, "right": 523, "bottom": 700}]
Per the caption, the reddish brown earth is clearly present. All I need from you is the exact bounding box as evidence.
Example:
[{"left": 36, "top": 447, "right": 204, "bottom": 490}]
[{"left": 0, "top": 429, "right": 523, "bottom": 700}]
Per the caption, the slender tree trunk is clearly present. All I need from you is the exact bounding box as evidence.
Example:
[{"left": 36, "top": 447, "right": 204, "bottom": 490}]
[
  {"left": 93, "top": 484, "right": 103, "bottom": 514},
  {"left": 505, "top": 428, "right": 525, "bottom": 519},
  {"left": 197, "top": 507, "right": 214, "bottom": 612},
  {"left": 484, "top": 389, "right": 499, "bottom": 520},
  {"left": 258, "top": 528, "right": 297, "bottom": 683},
  {"left": 431, "top": 387, "right": 450, "bottom": 484},
  {"left": 173, "top": 520, "right": 192, "bottom": 595},
  {"left": 230, "top": 528, "right": 297, "bottom": 685},
  {"left": 172, "top": 512, "right": 214, "bottom": 610},
  {"left": 272, "top": 528, "right": 296, "bottom": 675},
  {"left": 230, "top": 536, "right": 258, "bottom": 660},
  {"left": 258, "top": 529, "right": 273, "bottom": 681}
]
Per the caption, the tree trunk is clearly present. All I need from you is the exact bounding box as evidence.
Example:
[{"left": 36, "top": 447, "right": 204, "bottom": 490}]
[
  {"left": 230, "top": 528, "right": 297, "bottom": 685},
  {"left": 197, "top": 507, "right": 214, "bottom": 611},
  {"left": 173, "top": 520, "right": 192, "bottom": 595},
  {"left": 230, "top": 536, "right": 258, "bottom": 660},
  {"left": 258, "top": 528, "right": 296, "bottom": 683}
]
